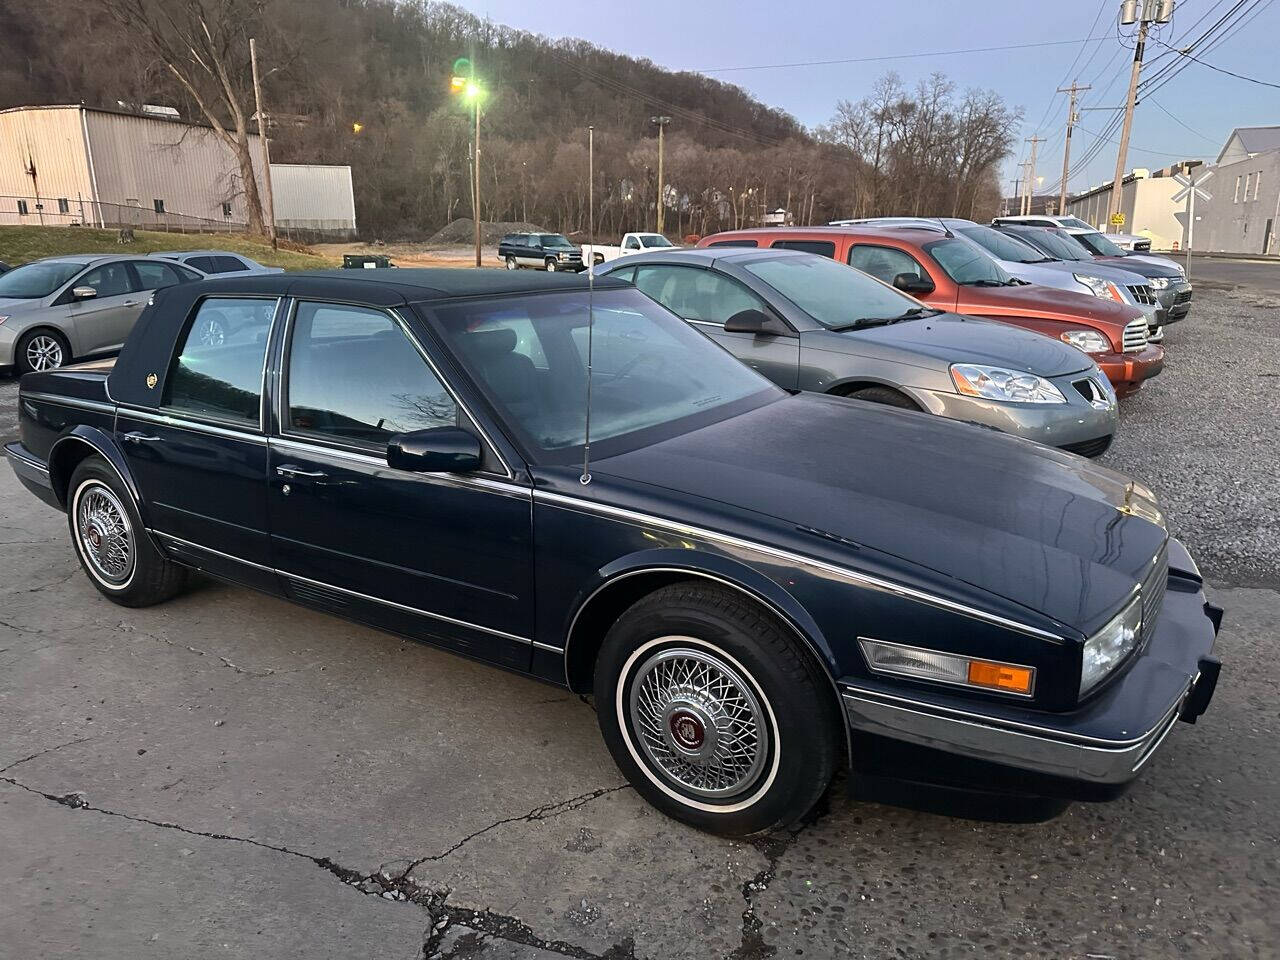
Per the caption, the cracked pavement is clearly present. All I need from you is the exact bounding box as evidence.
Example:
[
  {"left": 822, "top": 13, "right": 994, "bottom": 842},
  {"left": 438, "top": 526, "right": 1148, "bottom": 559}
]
[{"left": 1, "top": 273, "right": 1278, "bottom": 958}]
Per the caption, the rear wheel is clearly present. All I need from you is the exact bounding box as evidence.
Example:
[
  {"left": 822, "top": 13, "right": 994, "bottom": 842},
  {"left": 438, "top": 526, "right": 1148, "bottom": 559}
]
[
  {"left": 67, "top": 457, "right": 190, "bottom": 607},
  {"left": 594, "top": 582, "right": 840, "bottom": 835},
  {"left": 17, "top": 329, "right": 71, "bottom": 374},
  {"left": 545, "top": 258, "right": 559, "bottom": 272},
  {"left": 845, "top": 385, "right": 920, "bottom": 410}
]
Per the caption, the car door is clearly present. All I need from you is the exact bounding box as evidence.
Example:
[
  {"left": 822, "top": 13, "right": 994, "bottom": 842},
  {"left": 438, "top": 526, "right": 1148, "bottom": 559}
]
[
  {"left": 266, "top": 299, "right": 534, "bottom": 669},
  {"left": 62, "top": 261, "right": 143, "bottom": 356},
  {"left": 520, "top": 235, "right": 542, "bottom": 267},
  {"left": 631, "top": 263, "right": 800, "bottom": 389},
  {"left": 116, "top": 295, "right": 279, "bottom": 588}
]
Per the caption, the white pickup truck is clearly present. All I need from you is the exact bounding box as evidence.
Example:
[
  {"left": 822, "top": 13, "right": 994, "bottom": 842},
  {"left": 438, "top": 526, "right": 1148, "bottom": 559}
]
[{"left": 581, "top": 232, "right": 677, "bottom": 266}]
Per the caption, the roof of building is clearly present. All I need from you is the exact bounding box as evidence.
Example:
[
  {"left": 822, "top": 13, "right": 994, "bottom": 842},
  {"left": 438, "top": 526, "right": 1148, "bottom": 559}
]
[
  {"left": 1216, "top": 126, "right": 1280, "bottom": 164},
  {"left": 0, "top": 103, "right": 259, "bottom": 139}
]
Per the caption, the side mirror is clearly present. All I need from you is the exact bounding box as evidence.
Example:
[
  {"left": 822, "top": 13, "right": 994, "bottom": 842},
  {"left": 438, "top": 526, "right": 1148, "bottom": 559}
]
[
  {"left": 72, "top": 286, "right": 98, "bottom": 300},
  {"left": 892, "top": 272, "right": 935, "bottom": 295},
  {"left": 723, "top": 308, "right": 773, "bottom": 334},
  {"left": 387, "top": 427, "right": 482, "bottom": 473}
]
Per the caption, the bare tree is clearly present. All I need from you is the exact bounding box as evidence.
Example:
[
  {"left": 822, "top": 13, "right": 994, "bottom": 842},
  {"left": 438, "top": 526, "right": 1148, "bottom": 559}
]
[{"left": 95, "top": 0, "right": 271, "bottom": 234}]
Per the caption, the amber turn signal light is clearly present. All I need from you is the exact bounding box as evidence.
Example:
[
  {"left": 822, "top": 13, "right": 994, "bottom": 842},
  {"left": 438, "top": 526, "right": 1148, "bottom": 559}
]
[{"left": 967, "top": 660, "right": 1034, "bottom": 694}]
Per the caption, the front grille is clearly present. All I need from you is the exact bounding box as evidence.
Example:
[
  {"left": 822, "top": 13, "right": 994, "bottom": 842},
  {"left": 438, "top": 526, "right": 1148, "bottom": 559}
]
[
  {"left": 1126, "top": 284, "right": 1157, "bottom": 305},
  {"left": 1141, "top": 544, "right": 1170, "bottom": 641},
  {"left": 1122, "top": 316, "right": 1149, "bottom": 352},
  {"left": 1059, "top": 434, "right": 1113, "bottom": 457},
  {"left": 1174, "top": 290, "right": 1192, "bottom": 304}
]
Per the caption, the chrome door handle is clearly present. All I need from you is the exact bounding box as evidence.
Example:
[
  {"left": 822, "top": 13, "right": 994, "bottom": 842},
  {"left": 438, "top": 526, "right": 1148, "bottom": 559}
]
[
  {"left": 276, "top": 464, "right": 327, "bottom": 480},
  {"left": 122, "top": 431, "right": 162, "bottom": 444},
  {"left": 122, "top": 300, "right": 139, "bottom": 306}
]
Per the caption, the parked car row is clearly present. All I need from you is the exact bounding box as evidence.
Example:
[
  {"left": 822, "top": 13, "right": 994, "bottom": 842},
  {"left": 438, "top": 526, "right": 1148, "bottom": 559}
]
[
  {"left": 0, "top": 251, "right": 279, "bottom": 374},
  {"left": 498, "top": 231, "right": 683, "bottom": 272},
  {"left": 4, "top": 265, "right": 1222, "bottom": 836}
]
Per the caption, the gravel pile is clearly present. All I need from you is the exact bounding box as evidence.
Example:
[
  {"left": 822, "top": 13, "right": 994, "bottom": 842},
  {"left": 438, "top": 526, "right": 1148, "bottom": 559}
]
[
  {"left": 1100, "top": 281, "right": 1280, "bottom": 588},
  {"left": 427, "top": 219, "right": 549, "bottom": 245}
]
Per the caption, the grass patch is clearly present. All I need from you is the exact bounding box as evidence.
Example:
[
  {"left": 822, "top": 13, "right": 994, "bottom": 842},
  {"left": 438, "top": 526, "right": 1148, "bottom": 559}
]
[{"left": 0, "top": 226, "right": 335, "bottom": 270}]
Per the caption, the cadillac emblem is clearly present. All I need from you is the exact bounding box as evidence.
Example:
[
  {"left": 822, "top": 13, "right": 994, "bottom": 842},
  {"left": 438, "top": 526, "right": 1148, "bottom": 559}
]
[{"left": 146, "top": 373, "right": 158, "bottom": 389}]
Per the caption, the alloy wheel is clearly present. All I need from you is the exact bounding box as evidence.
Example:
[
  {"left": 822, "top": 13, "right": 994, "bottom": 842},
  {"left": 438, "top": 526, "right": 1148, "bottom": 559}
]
[{"left": 26, "top": 335, "right": 65, "bottom": 371}]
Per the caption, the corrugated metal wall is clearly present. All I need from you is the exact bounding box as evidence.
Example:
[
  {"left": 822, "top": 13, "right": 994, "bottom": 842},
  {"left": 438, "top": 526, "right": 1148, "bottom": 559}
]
[
  {"left": 86, "top": 109, "right": 266, "bottom": 227},
  {"left": 270, "top": 163, "right": 357, "bottom": 237},
  {"left": 0, "top": 106, "right": 94, "bottom": 226}
]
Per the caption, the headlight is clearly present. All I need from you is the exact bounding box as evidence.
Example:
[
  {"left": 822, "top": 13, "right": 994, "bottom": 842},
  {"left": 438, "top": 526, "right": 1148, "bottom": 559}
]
[
  {"left": 950, "top": 364, "right": 1067, "bottom": 404},
  {"left": 1080, "top": 595, "right": 1142, "bottom": 695},
  {"left": 1149, "top": 276, "right": 1170, "bottom": 290},
  {"left": 1059, "top": 329, "right": 1112, "bottom": 355},
  {"left": 1073, "top": 274, "right": 1124, "bottom": 301}
]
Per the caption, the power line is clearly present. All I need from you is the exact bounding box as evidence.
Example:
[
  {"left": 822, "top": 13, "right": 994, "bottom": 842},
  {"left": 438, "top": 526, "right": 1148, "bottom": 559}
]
[
  {"left": 1146, "top": 95, "right": 1220, "bottom": 143},
  {"left": 697, "top": 35, "right": 1115, "bottom": 74},
  {"left": 1145, "top": 12, "right": 1280, "bottom": 88},
  {"left": 1075, "top": 123, "right": 1198, "bottom": 158}
]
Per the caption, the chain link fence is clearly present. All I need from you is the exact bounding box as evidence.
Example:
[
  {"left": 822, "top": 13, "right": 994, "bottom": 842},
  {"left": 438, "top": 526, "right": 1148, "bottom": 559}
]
[{"left": 0, "top": 195, "right": 249, "bottom": 234}]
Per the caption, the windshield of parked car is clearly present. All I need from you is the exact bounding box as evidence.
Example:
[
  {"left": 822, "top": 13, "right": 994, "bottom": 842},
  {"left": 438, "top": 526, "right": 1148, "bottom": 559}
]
[
  {"left": 427, "top": 287, "right": 781, "bottom": 463},
  {"left": 0, "top": 260, "right": 84, "bottom": 299},
  {"left": 539, "top": 234, "right": 576, "bottom": 249},
  {"left": 923, "top": 239, "right": 1014, "bottom": 285},
  {"left": 1073, "top": 231, "right": 1126, "bottom": 257},
  {"left": 742, "top": 254, "right": 935, "bottom": 328},
  {"left": 954, "top": 225, "right": 1053, "bottom": 264},
  {"left": 1058, "top": 217, "right": 1095, "bottom": 230},
  {"left": 637, "top": 234, "right": 673, "bottom": 247},
  {"left": 1010, "top": 228, "right": 1092, "bottom": 262}
]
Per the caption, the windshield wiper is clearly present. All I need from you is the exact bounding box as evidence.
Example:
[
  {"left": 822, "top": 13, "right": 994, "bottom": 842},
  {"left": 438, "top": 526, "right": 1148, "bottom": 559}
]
[
  {"left": 830, "top": 306, "right": 936, "bottom": 330},
  {"left": 962, "top": 279, "right": 1011, "bottom": 287}
]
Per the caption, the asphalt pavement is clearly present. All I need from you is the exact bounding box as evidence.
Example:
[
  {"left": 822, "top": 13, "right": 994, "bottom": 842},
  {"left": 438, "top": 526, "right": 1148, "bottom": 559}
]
[{"left": 1, "top": 267, "right": 1277, "bottom": 959}]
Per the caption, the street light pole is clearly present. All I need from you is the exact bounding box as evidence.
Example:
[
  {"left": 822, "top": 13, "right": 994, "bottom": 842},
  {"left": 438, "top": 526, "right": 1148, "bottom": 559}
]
[
  {"left": 473, "top": 93, "right": 481, "bottom": 267},
  {"left": 650, "top": 116, "right": 671, "bottom": 234}
]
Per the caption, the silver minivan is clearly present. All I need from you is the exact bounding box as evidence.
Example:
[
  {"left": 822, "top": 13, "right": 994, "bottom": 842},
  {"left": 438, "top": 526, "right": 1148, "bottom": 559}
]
[{"left": 0, "top": 255, "right": 203, "bottom": 374}]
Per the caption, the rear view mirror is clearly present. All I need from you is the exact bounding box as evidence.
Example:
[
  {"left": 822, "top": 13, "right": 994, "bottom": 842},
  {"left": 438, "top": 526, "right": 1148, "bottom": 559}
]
[
  {"left": 892, "top": 273, "right": 935, "bottom": 296},
  {"left": 71, "top": 286, "right": 97, "bottom": 300},
  {"left": 723, "top": 308, "right": 772, "bottom": 334},
  {"left": 387, "top": 427, "right": 482, "bottom": 473}
]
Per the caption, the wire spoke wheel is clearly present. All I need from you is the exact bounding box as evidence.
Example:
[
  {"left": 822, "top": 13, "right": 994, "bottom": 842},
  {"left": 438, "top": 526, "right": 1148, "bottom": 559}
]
[
  {"left": 627, "top": 642, "right": 770, "bottom": 800},
  {"left": 27, "top": 335, "right": 65, "bottom": 371},
  {"left": 196, "top": 317, "right": 226, "bottom": 346},
  {"left": 75, "top": 482, "right": 134, "bottom": 586}
]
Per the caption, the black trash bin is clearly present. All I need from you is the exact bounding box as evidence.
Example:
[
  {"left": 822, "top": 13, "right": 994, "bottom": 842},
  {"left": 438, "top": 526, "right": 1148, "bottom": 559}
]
[{"left": 342, "top": 254, "right": 395, "bottom": 269}]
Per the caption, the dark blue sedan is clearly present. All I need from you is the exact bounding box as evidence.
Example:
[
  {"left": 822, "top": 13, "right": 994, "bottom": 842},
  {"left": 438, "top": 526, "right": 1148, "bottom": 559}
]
[{"left": 4, "top": 269, "right": 1221, "bottom": 835}]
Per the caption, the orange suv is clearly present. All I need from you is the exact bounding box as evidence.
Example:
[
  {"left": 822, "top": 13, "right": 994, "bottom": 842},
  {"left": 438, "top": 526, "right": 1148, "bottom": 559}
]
[{"left": 699, "top": 225, "right": 1163, "bottom": 397}]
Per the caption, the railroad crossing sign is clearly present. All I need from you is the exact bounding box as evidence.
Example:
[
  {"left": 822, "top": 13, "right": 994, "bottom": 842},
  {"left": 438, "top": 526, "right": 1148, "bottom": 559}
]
[
  {"left": 1171, "top": 168, "right": 1213, "bottom": 204},
  {"left": 1110, "top": 212, "right": 1126, "bottom": 227}
]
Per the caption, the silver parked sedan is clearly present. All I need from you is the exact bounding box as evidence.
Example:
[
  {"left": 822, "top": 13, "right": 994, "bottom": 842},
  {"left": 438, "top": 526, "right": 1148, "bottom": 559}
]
[
  {"left": 0, "top": 255, "right": 203, "bottom": 374},
  {"left": 597, "top": 248, "right": 1119, "bottom": 456},
  {"left": 151, "top": 249, "right": 284, "bottom": 278}
]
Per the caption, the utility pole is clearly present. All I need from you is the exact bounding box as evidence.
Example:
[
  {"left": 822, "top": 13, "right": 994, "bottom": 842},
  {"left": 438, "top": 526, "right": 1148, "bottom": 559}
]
[
  {"left": 650, "top": 116, "right": 671, "bottom": 234},
  {"left": 1109, "top": 0, "right": 1175, "bottom": 232},
  {"left": 249, "top": 38, "right": 277, "bottom": 248},
  {"left": 1023, "top": 136, "right": 1045, "bottom": 216},
  {"left": 1057, "top": 82, "right": 1090, "bottom": 216}
]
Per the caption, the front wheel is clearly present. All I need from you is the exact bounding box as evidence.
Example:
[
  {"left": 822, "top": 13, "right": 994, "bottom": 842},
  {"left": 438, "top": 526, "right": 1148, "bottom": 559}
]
[
  {"left": 17, "top": 329, "right": 71, "bottom": 373},
  {"left": 545, "top": 258, "right": 558, "bottom": 272},
  {"left": 594, "top": 582, "right": 840, "bottom": 835},
  {"left": 67, "top": 457, "right": 190, "bottom": 607},
  {"left": 505, "top": 255, "right": 518, "bottom": 270}
]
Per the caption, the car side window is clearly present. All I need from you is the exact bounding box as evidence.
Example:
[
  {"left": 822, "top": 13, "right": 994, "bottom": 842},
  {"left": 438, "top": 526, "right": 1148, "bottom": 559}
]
[
  {"left": 848, "top": 245, "right": 928, "bottom": 285},
  {"left": 188, "top": 256, "right": 216, "bottom": 273},
  {"left": 165, "top": 297, "right": 276, "bottom": 426},
  {"left": 633, "top": 265, "right": 770, "bottom": 325},
  {"left": 130, "top": 260, "right": 186, "bottom": 291},
  {"left": 623, "top": 236, "right": 640, "bottom": 250},
  {"left": 213, "top": 255, "right": 247, "bottom": 273},
  {"left": 78, "top": 262, "right": 138, "bottom": 298},
  {"left": 770, "top": 239, "right": 835, "bottom": 258},
  {"left": 285, "top": 302, "right": 459, "bottom": 449},
  {"left": 707, "top": 239, "right": 758, "bottom": 248}
]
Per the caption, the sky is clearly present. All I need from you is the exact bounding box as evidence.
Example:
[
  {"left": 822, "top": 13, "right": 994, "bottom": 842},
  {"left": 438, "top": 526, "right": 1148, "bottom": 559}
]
[{"left": 453, "top": 0, "right": 1278, "bottom": 200}]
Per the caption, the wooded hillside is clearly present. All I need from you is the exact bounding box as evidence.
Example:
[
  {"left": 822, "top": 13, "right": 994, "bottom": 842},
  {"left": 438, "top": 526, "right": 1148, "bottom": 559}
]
[{"left": 1, "top": 1, "right": 1019, "bottom": 238}]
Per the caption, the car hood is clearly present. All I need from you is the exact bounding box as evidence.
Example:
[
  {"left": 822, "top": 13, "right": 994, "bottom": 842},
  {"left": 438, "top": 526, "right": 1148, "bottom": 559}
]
[
  {"left": 953, "top": 282, "right": 1143, "bottom": 329},
  {"left": 591, "top": 393, "right": 1166, "bottom": 636},
  {"left": 812, "top": 313, "right": 1093, "bottom": 377},
  {"left": 1093, "top": 254, "right": 1184, "bottom": 278},
  {"left": 0, "top": 298, "right": 43, "bottom": 313}
]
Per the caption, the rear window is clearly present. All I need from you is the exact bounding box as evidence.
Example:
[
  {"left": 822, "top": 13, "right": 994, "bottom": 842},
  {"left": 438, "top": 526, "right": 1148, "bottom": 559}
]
[
  {"left": 706, "top": 239, "right": 758, "bottom": 248},
  {"left": 165, "top": 297, "right": 276, "bottom": 425},
  {"left": 769, "top": 239, "right": 835, "bottom": 258},
  {"left": 212, "top": 255, "right": 248, "bottom": 273}
]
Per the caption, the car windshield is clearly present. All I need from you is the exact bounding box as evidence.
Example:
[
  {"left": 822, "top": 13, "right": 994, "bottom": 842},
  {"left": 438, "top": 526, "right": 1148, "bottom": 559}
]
[
  {"left": 539, "top": 234, "right": 575, "bottom": 249},
  {"left": 637, "top": 234, "right": 673, "bottom": 247},
  {"left": 0, "top": 260, "right": 84, "bottom": 299},
  {"left": 741, "top": 254, "right": 931, "bottom": 328},
  {"left": 924, "top": 239, "right": 1013, "bottom": 285},
  {"left": 1074, "top": 231, "right": 1126, "bottom": 257},
  {"left": 955, "top": 225, "right": 1052, "bottom": 264},
  {"left": 1013, "top": 228, "right": 1092, "bottom": 262},
  {"left": 1058, "top": 217, "right": 1095, "bottom": 230},
  {"left": 428, "top": 287, "right": 781, "bottom": 463}
]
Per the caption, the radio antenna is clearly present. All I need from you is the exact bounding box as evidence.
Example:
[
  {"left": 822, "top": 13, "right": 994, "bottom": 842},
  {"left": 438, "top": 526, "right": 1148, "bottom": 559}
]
[
  {"left": 580, "top": 123, "right": 595, "bottom": 485},
  {"left": 936, "top": 216, "right": 954, "bottom": 239}
]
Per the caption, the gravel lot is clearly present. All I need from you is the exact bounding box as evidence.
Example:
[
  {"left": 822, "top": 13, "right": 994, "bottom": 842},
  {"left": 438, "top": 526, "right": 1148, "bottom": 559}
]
[{"left": 1, "top": 269, "right": 1277, "bottom": 959}]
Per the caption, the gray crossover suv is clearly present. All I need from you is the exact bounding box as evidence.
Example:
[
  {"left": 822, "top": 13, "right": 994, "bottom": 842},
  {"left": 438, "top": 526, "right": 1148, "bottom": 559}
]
[
  {"left": 0, "top": 255, "right": 203, "bottom": 374},
  {"left": 597, "top": 248, "right": 1118, "bottom": 456}
]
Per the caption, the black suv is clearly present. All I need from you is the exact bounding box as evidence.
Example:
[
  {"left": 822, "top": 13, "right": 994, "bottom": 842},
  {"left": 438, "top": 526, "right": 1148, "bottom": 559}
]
[{"left": 497, "top": 233, "right": 584, "bottom": 272}]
